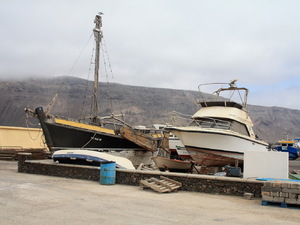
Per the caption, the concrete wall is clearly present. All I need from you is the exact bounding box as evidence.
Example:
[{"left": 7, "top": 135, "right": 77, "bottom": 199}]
[
  {"left": 244, "top": 151, "right": 288, "bottom": 179},
  {"left": 0, "top": 126, "right": 47, "bottom": 149},
  {"left": 18, "top": 154, "right": 264, "bottom": 198}
]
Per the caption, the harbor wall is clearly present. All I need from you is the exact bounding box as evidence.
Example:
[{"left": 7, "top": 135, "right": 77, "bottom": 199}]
[{"left": 18, "top": 154, "right": 264, "bottom": 198}]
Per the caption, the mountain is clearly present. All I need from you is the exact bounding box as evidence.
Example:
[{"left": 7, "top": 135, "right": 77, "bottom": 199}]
[{"left": 1, "top": 76, "right": 300, "bottom": 143}]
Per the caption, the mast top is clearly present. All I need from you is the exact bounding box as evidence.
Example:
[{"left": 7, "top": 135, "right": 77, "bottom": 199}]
[{"left": 94, "top": 13, "right": 103, "bottom": 31}]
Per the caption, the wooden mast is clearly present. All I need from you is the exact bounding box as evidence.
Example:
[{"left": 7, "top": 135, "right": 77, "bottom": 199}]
[{"left": 91, "top": 13, "right": 103, "bottom": 120}]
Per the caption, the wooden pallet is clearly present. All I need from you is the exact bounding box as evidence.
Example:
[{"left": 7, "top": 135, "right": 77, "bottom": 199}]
[
  {"left": 262, "top": 201, "right": 300, "bottom": 209},
  {"left": 140, "top": 176, "right": 182, "bottom": 193},
  {"left": 0, "top": 149, "right": 51, "bottom": 160}
]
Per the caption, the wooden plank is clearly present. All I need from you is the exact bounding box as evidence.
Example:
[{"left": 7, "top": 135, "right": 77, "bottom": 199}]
[
  {"left": 140, "top": 180, "right": 171, "bottom": 193},
  {"left": 119, "top": 126, "right": 169, "bottom": 152},
  {"left": 150, "top": 178, "right": 173, "bottom": 189},
  {"left": 161, "top": 176, "right": 182, "bottom": 187},
  {"left": 140, "top": 176, "right": 182, "bottom": 193}
]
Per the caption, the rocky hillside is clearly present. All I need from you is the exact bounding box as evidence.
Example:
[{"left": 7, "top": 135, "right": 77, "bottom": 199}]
[{"left": 1, "top": 76, "right": 300, "bottom": 143}]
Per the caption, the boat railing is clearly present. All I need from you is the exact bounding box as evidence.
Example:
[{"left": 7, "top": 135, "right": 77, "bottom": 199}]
[
  {"left": 133, "top": 127, "right": 165, "bottom": 136},
  {"left": 168, "top": 111, "right": 193, "bottom": 127},
  {"left": 197, "top": 80, "right": 249, "bottom": 109},
  {"left": 54, "top": 114, "right": 126, "bottom": 130}
]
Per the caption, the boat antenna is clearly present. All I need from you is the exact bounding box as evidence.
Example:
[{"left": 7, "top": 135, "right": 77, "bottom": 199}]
[
  {"left": 229, "top": 79, "right": 238, "bottom": 88},
  {"left": 91, "top": 12, "right": 103, "bottom": 120}
]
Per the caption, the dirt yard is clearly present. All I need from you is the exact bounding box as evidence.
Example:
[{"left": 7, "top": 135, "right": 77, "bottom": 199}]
[{"left": 1, "top": 161, "right": 299, "bottom": 225}]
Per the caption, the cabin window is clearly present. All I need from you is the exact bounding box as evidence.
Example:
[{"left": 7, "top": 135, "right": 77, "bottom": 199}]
[
  {"left": 191, "top": 118, "right": 230, "bottom": 129},
  {"left": 191, "top": 118, "right": 250, "bottom": 137},
  {"left": 230, "top": 120, "right": 250, "bottom": 136}
]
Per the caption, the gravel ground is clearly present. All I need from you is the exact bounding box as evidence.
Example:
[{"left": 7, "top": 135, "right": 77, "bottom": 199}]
[{"left": 1, "top": 161, "right": 300, "bottom": 225}]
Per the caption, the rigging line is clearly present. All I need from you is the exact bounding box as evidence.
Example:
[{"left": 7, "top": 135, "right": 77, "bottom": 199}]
[
  {"left": 237, "top": 90, "right": 245, "bottom": 107},
  {"left": 24, "top": 112, "right": 39, "bottom": 126},
  {"left": 80, "top": 44, "right": 95, "bottom": 120},
  {"left": 229, "top": 90, "right": 235, "bottom": 101},
  {"left": 101, "top": 44, "right": 120, "bottom": 129},
  {"left": 101, "top": 38, "right": 125, "bottom": 121},
  {"left": 25, "top": 114, "right": 47, "bottom": 149},
  {"left": 24, "top": 113, "right": 41, "bottom": 141},
  {"left": 101, "top": 43, "right": 114, "bottom": 114},
  {"left": 67, "top": 33, "right": 94, "bottom": 77},
  {"left": 81, "top": 131, "right": 98, "bottom": 148},
  {"left": 45, "top": 33, "right": 94, "bottom": 115}
]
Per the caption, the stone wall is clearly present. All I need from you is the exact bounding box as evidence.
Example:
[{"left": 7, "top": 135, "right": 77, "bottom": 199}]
[
  {"left": 116, "top": 170, "right": 263, "bottom": 197},
  {"left": 18, "top": 154, "right": 100, "bottom": 181},
  {"left": 18, "top": 154, "right": 264, "bottom": 198}
]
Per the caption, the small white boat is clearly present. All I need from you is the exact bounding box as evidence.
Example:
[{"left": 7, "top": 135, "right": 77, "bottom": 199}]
[
  {"left": 166, "top": 80, "right": 269, "bottom": 166},
  {"left": 175, "top": 146, "right": 193, "bottom": 160},
  {"left": 52, "top": 149, "right": 135, "bottom": 169},
  {"left": 152, "top": 156, "right": 193, "bottom": 172},
  {"left": 153, "top": 124, "right": 192, "bottom": 159}
]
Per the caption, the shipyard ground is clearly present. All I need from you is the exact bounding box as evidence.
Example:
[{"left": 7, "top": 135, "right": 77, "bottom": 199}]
[{"left": 1, "top": 161, "right": 300, "bottom": 225}]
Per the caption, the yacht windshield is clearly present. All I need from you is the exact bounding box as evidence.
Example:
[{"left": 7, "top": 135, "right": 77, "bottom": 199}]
[{"left": 190, "top": 118, "right": 250, "bottom": 137}]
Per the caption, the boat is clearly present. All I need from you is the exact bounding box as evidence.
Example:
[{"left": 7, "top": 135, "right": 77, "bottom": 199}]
[
  {"left": 118, "top": 125, "right": 169, "bottom": 152},
  {"left": 153, "top": 124, "right": 182, "bottom": 152},
  {"left": 52, "top": 149, "right": 135, "bottom": 169},
  {"left": 294, "top": 139, "right": 300, "bottom": 148},
  {"left": 165, "top": 80, "right": 269, "bottom": 166},
  {"left": 289, "top": 173, "right": 300, "bottom": 180},
  {"left": 152, "top": 156, "right": 193, "bottom": 172},
  {"left": 273, "top": 140, "right": 300, "bottom": 160},
  {"left": 24, "top": 14, "right": 158, "bottom": 161},
  {"left": 153, "top": 124, "right": 192, "bottom": 160},
  {"left": 175, "top": 145, "right": 193, "bottom": 160}
]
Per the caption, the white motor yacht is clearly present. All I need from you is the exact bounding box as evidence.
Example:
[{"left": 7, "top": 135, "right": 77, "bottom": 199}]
[{"left": 166, "top": 80, "right": 269, "bottom": 166}]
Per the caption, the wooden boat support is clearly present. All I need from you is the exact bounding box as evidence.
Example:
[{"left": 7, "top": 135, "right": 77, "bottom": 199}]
[
  {"left": 0, "top": 148, "right": 50, "bottom": 160},
  {"left": 140, "top": 176, "right": 182, "bottom": 193},
  {"left": 118, "top": 126, "right": 170, "bottom": 152}
]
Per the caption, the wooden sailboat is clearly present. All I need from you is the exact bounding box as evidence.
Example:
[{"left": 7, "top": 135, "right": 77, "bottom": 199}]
[{"left": 25, "top": 14, "right": 143, "bottom": 152}]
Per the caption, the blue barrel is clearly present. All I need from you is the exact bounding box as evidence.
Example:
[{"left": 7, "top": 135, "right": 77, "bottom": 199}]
[{"left": 100, "top": 161, "right": 116, "bottom": 185}]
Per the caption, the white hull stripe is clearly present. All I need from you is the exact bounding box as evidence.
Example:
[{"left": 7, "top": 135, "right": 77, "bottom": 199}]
[
  {"left": 185, "top": 145, "right": 244, "bottom": 155},
  {"left": 168, "top": 128, "right": 268, "bottom": 147}
]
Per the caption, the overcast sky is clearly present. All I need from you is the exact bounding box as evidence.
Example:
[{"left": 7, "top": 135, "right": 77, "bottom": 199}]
[{"left": 1, "top": 0, "right": 300, "bottom": 110}]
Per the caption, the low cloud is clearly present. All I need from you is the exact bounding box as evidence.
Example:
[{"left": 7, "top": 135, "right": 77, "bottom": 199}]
[{"left": 1, "top": 0, "right": 300, "bottom": 109}]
